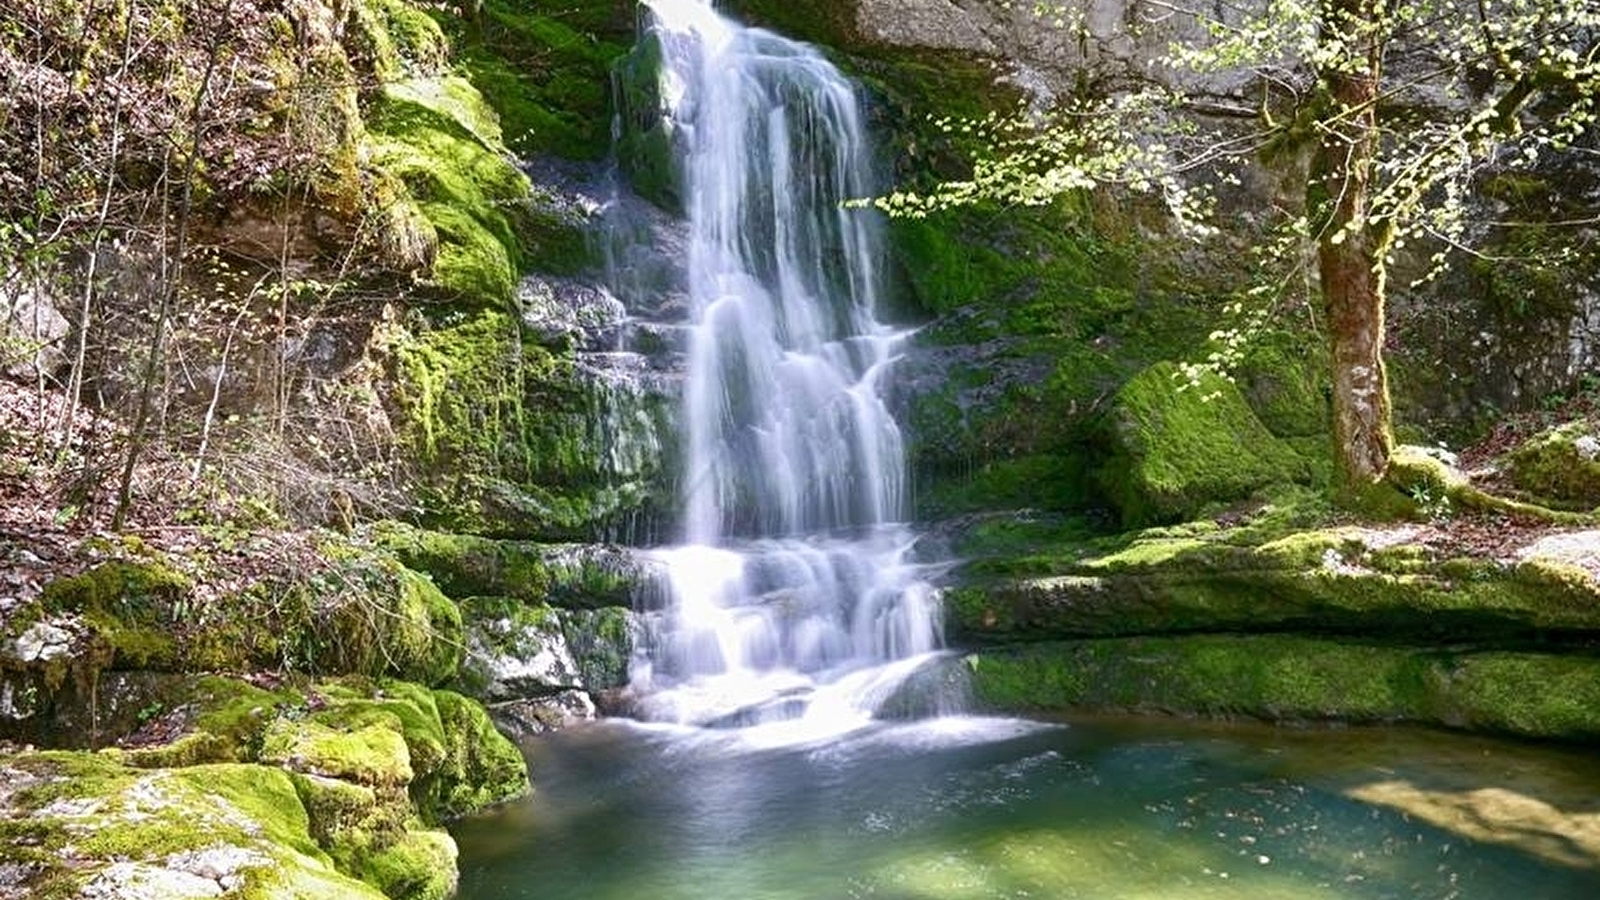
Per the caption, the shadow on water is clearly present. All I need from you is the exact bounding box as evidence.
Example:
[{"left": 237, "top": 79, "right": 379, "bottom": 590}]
[{"left": 453, "top": 715, "right": 1600, "bottom": 900}]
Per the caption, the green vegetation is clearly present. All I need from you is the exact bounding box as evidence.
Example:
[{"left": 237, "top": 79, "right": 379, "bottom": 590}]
[
  {"left": 0, "top": 673, "right": 531, "bottom": 899},
  {"left": 964, "top": 636, "right": 1600, "bottom": 742},
  {"left": 1094, "top": 362, "right": 1309, "bottom": 527},
  {"left": 440, "top": 0, "right": 634, "bottom": 160},
  {"left": 364, "top": 81, "right": 532, "bottom": 307},
  {"left": 26, "top": 544, "right": 463, "bottom": 687},
  {"left": 1507, "top": 422, "right": 1600, "bottom": 510},
  {"left": 372, "top": 521, "right": 641, "bottom": 606},
  {"left": 949, "top": 524, "right": 1600, "bottom": 645}
]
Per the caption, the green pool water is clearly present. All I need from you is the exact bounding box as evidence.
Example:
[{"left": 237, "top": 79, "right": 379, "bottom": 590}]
[{"left": 452, "top": 715, "right": 1600, "bottom": 900}]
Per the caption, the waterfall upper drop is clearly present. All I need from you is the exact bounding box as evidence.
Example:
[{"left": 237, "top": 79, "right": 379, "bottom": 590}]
[{"left": 625, "top": 0, "right": 944, "bottom": 736}]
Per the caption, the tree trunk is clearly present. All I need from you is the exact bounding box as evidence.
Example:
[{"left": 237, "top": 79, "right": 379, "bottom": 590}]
[{"left": 1314, "top": 0, "right": 1393, "bottom": 501}]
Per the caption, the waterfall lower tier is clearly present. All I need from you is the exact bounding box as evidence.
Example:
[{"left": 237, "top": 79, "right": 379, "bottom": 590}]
[
  {"left": 630, "top": 527, "right": 945, "bottom": 736},
  {"left": 613, "top": 0, "right": 946, "bottom": 739}
]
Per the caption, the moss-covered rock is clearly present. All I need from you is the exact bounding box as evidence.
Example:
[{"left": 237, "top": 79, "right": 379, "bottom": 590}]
[
  {"left": 1235, "top": 330, "right": 1331, "bottom": 442},
  {"left": 372, "top": 521, "right": 649, "bottom": 606},
  {"left": 1093, "top": 361, "right": 1309, "bottom": 527},
  {"left": 0, "top": 752, "right": 387, "bottom": 899},
  {"left": 319, "top": 563, "right": 465, "bottom": 688},
  {"left": 355, "top": 827, "right": 459, "bottom": 900},
  {"left": 430, "top": 689, "right": 530, "bottom": 818},
  {"left": 24, "top": 543, "right": 462, "bottom": 696},
  {"left": 364, "top": 81, "right": 532, "bottom": 308},
  {"left": 440, "top": 0, "right": 633, "bottom": 160},
  {"left": 947, "top": 521, "right": 1600, "bottom": 645},
  {"left": 560, "top": 606, "right": 638, "bottom": 691},
  {"left": 962, "top": 635, "right": 1600, "bottom": 741},
  {"left": 13, "top": 672, "right": 532, "bottom": 899},
  {"left": 1507, "top": 420, "right": 1600, "bottom": 510}
]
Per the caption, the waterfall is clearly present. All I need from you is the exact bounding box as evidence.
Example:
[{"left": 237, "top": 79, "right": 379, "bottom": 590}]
[{"left": 626, "top": 0, "right": 945, "bottom": 738}]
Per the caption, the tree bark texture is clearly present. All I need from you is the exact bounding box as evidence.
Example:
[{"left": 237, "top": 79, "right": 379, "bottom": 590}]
[{"left": 1314, "top": 0, "right": 1394, "bottom": 497}]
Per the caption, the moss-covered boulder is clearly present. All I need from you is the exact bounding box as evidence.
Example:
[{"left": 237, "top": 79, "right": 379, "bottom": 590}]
[
  {"left": 0, "top": 670, "right": 527, "bottom": 899},
  {"left": 0, "top": 752, "right": 389, "bottom": 899},
  {"left": 1094, "top": 361, "right": 1308, "bottom": 527},
  {"left": 1507, "top": 420, "right": 1600, "bottom": 510},
  {"left": 962, "top": 636, "right": 1600, "bottom": 742}
]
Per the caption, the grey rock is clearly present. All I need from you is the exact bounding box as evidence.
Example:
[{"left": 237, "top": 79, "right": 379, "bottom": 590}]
[
  {"left": 1, "top": 279, "right": 71, "bottom": 381},
  {"left": 488, "top": 690, "right": 597, "bottom": 738},
  {"left": 853, "top": 0, "right": 996, "bottom": 54}
]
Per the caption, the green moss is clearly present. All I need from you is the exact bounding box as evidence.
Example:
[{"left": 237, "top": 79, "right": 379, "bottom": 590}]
[
  {"left": 364, "top": 82, "right": 531, "bottom": 307},
  {"left": 964, "top": 636, "right": 1600, "bottom": 741},
  {"left": 372, "top": 522, "right": 642, "bottom": 606},
  {"left": 171, "top": 764, "right": 329, "bottom": 859},
  {"left": 1235, "top": 330, "right": 1330, "bottom": 439},
  {"left": 441, "top": 0, "right": 633, "bottom": 159},
  {"left": 392, "top": 566, "right": 465, "bottom": 685},
  {"left": 561, "top": 605, "right": 636, "bottom": 690},
  {"left": 0, "top": 752, "right": 387, "bottom": 899},
  {"left": 346, "top": 0, "right": 451, "bottom": 82},
  {"left": 262, "top": 718, "right": 416, "bottom": 786},
  {"left": 291, "top": 771, "right": 395, "bottom": 848},
  {"left": 1094, "top": 361, "right": 1309, "bottom": 527},
  {"left": 355, "top": 828, "right": 459, "bottom": 900},
  {"left": 1506, "top": 421, "right": 1600, "bottom": 509},
  {"left": 40, "top": 559, "right": 191, "bottom": 613},
  {"left": 379, "top": 303, "right": 673, "bottom": 537},
  {"left": 284, "top": 678, "right": 527, "bottom": 822},
  {"left": 428, "top": 690, "right": 529, "bottom": 818},
  {"left": 310, "top": 679, "right": 450, "bottom": 785},
  {"left": 309, "top": 555, "right": 464, "bottom": 686},
  {"left": 919, "top": 453, "right": 1093, "bottom": 518},
  {"left": 39, "top": 560, "right": 192, "bottom": 671},
  {"left": 949, "top": 519, "right": 1600, "bottom": 645},
  {"left": 1442, "top": 653, "right": 1600, "bottom": 738}
]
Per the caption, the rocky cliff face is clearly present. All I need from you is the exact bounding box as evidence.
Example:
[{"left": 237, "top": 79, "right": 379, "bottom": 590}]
[{"left": 732, "top": 0, "right": 1600, "bottom": 467}]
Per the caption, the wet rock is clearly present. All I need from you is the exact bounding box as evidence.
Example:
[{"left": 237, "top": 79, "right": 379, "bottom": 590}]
[
  {"left": 519, "top": 276, "right": 628, "bottom": 351},
  {"left": 561, "top": 606, "right": 641, "bottom": 691},
  {"left": 460, "top": 601, "right": 586, "bottom": 702},
  {"left": 487, "top": 690, "right": 597, "bottom": 738}
]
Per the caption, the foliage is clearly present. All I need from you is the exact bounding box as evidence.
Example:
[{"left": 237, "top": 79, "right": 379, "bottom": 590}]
[{"left": 869, "top": 0, "right": 1599, "bottom": 504}]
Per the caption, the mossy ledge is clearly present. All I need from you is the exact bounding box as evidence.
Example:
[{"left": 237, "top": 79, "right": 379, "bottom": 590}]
[
  {"left": 947, "top": 522, "right": 1600, "bottom": 646},
  {"left": 962, "top": 636, "right": 1600, "bottom": 742}
]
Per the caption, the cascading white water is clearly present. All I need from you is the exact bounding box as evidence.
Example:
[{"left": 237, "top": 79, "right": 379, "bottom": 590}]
[{"left": 629, "top": 0, "right": 944, "bottom": 738}]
